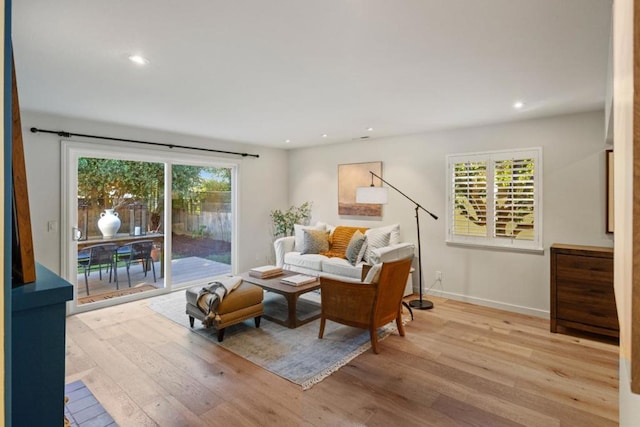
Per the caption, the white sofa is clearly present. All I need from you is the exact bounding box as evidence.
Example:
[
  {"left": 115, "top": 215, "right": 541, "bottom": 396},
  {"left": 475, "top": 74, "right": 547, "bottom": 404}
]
[{"left": 274, "top": 223, "right": 416, "bottom": 296}]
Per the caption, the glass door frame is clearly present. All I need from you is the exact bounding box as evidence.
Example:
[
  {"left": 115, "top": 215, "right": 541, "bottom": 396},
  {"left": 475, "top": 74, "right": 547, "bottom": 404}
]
[{"left": 61, "top": 140, "right": 239, "bottom": 314}]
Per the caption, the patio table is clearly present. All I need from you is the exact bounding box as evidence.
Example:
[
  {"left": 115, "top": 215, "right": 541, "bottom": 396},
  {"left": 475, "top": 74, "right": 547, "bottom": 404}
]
[{"left": 78, "top": 233, "right": 164, "bottom": 278}]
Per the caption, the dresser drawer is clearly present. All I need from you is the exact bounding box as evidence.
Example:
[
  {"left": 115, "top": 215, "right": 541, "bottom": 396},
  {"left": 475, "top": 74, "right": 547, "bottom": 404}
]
[
  {"left": 550, "top": 244, "right": 618, "bottom": 338},
  {"left": 555, "top": 279, "right": 618, "bottom": 330}
]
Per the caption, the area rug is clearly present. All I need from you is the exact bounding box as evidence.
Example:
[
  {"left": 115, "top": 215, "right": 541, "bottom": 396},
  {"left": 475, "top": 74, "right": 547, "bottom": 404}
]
[
  {"left": 148, "top": 289, "right": 402, "bottom": 390},
  {"left": 78, "top": 284, "right": 158, "bottom": 305}
]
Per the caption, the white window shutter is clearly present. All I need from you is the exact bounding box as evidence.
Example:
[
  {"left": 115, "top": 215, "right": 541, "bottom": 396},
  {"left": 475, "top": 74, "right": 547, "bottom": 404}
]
[{"left": 446, "top": 148, "right": 542, "bottom": 252}]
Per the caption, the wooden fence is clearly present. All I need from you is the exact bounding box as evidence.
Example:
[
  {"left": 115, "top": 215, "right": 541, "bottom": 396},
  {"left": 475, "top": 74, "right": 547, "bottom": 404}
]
[{"left": 80, "top": 191, "right": 232, "bottom": 242}]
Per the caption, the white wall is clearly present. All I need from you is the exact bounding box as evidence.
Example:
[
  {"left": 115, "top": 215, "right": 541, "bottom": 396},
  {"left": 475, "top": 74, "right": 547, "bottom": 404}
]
[
  {"left": 24, "top": 109, "right": 609, "bottom": 318},
  {"left": 20, "top": 110, "right": 289, "bottom": 276},
  {"left": 289, "top": 110, "right": 612, "bottom": 315}
]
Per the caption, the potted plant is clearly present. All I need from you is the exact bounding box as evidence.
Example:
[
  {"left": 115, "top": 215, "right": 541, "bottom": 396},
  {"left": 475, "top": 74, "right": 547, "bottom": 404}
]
[{"left": 270, "top": 201, "right": 312, "bottom": 237}]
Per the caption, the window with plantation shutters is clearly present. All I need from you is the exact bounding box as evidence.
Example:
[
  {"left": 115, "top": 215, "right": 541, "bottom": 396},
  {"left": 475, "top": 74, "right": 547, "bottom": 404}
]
[
  {"left": 446, "top": 148, "right": 542, "bottom": 252},
  {"left": 452, "top": 160, "right": 487, "bottom": 238}
]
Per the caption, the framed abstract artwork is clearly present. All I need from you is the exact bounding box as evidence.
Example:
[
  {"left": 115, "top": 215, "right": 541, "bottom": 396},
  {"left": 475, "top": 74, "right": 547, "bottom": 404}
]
[
  {"left": 338, "top": 161, "right": 383, "bottom": 216},
  {"left": 606, "top": 149, "right": 613, "bottom": 233},
  {"left": 11, "top": 54, "right": 36, "bottom": 284}
]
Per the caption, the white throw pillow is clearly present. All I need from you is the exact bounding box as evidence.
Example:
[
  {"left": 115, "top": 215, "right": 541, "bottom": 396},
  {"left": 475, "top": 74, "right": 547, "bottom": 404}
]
[
  {"left": 363, "top": 224, "right": 400, "bottom": 263},
  {"left": 315, "top": 222, "right": 336, "bottom": 236},
  {"left": 294, "top": 223, "right": 326, "bottom": 251},
  {"left": 382, "top": 224, "right": 401, "bottom": 244}
]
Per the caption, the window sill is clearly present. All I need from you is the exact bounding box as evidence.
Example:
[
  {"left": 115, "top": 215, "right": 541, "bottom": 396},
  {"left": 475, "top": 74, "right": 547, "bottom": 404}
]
[{"left": 445, "top": 240, "right": 545, "bottom": 255}]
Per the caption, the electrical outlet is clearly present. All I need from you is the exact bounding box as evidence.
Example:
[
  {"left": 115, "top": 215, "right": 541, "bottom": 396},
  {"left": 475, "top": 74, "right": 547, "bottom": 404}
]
[{"left": 435, "top": 270, "right": 442, "bottom": 281}]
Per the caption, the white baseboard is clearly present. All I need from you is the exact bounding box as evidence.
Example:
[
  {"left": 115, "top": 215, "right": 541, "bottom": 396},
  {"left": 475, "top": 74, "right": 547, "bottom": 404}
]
[
  {"left": 619, "top": 357, "right": 640, "bottom": 425},
  {"left": 425, "top": 289, "right": 549, "bottom": 318}
]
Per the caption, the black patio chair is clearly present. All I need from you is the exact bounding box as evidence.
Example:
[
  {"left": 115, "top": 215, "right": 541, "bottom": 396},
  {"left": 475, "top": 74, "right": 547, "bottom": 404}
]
[
  {"left": 78, "top": 243, "right": 118, "bottom": 296},
  {"left": 115, "top": 240, "right": 157, "bottom": 288}
]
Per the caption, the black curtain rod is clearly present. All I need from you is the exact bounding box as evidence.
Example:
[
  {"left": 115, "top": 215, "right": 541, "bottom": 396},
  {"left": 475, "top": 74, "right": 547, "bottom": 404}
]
[{"left": 29, "top": 127, "right": 260, "bottom": 158}]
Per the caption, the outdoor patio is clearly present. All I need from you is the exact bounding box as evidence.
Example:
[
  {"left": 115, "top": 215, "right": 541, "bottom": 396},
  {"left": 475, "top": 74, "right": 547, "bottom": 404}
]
[{"left": 76, "top": 256, "right": 231, "bottom": 304}]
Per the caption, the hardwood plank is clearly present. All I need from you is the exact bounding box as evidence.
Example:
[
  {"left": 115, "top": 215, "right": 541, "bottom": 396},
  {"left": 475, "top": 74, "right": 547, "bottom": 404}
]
[
  {"left": 344, "top": 349, "right": 560, "bottom": 427},
  {"left": 431, "top": 394, "right": 523, "bottom": 427},
  {"left": 106, "top": 332, "right": 223, "bottom": 416},
  {"left": 81, "top": 367, "right": 157, "bottom": 426},
  {"left": 75, "top": 299, "right": 149, "bottom": 331},
  {"left": 142, "top": 395, "right": 208, "bottom": 427},
  {"left": 199, "top": 401, "right": 267, "bottom": 427},
  {"left": 406, "top": 311, "right": 617, "bottom": 425},
  {"left": 69, "top": 328, "right": 166, "bottom": 409},
  {"left": 64, "top": 335, "right": 97, "bottom": 377},
  {"left": 413, "top": 323, "right": 616, "bottom": 393},
  {"left": 66, "top": 293, "right": 619, "bottom": 426}
]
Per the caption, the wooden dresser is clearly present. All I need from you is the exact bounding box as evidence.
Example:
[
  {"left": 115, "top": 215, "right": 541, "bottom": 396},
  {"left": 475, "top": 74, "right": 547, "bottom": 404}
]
[{"left": 550, "top": 244, "right": 618, "bottom": 338}]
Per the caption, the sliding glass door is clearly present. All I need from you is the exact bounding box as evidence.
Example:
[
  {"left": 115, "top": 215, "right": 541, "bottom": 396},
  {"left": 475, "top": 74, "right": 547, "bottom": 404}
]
[
  {"left": 170, "top": 164, "right": 232, "bottom": 287},
  {"left": 62, "top": 141, "right": 237, "bottom": 313},
  {"left": 75, "top": 157, "right": 166, "bottom": 305}
]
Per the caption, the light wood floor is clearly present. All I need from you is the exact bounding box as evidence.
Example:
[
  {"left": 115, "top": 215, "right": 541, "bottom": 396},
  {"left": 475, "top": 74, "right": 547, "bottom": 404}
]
[{"left": 65, "top": 295, "right": 619, "bottom": 426}]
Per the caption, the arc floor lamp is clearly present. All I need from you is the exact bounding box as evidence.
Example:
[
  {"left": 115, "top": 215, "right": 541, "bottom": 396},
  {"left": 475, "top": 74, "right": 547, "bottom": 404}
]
[{"left": 356, "top": 171, "right": 438, "bottom": 310}]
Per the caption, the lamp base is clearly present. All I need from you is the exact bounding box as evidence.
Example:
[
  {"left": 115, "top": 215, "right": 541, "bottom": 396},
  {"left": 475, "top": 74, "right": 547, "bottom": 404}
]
[{"left": 409, "top": 299, "right": 434, "bottom": 310}]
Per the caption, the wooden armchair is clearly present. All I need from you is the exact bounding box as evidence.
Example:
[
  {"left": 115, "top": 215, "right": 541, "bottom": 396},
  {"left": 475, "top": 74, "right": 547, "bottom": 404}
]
[{"left": 318, "top": 257, "right": 413, "bottom": 353}]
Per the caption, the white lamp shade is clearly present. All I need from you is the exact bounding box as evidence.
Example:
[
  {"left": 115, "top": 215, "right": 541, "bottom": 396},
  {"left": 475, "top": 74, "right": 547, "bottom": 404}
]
[{"left": 356, "top": 186, "right": 388, "bottom": 204}]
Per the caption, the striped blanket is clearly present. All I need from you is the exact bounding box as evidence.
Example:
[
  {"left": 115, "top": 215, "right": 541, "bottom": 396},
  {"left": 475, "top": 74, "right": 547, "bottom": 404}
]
[{"left": 195, "top": 276, "right": 243, "bottom": 326}]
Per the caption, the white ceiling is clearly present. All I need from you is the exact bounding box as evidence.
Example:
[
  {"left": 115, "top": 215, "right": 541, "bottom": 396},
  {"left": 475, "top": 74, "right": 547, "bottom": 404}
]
[{"left": 12, "top": 0, "right": 612, "bottom": 149}]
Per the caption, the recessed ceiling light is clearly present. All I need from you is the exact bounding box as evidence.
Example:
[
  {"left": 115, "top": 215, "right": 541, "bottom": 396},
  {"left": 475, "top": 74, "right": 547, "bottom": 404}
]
[
  {"left": 367, "top": 127, "right": 374, "bottom": 132},
  {"left": 284, "top": 139, "right": 291, "bottom": 143},
  {"left": 128, "top": 55, "right": 149, "bottom": 65},
  {"left": 321, "top": 134, "right": 328, "bottom": 138},
  {"left": 513, "top": 101, "right": 525, "bottom": 109}
]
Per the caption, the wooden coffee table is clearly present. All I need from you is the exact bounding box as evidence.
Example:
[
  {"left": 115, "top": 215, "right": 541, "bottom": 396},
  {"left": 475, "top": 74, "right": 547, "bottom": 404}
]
[{"left": 240, "top": 270, "right": 320, "bottom": 329}]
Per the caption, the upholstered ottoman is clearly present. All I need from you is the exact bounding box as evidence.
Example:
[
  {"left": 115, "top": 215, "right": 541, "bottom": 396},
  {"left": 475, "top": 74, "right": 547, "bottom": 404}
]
[{"left": 185, "top": 281, "right": 264, "bottom": 342}]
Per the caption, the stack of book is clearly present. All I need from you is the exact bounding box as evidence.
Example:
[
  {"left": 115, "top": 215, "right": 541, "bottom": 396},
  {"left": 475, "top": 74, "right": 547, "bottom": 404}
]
[
  {"left": 280, "top": 274, "right": 318, "bottom": 286},
  {"left": 249, "top": 265, "right": 283, "bottom": 279}
]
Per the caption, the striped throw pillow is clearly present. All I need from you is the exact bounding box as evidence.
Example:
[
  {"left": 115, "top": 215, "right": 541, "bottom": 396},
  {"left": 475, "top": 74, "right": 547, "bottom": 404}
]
[{"left": 363, "top": 224, "right": 399, "bottom": 263}]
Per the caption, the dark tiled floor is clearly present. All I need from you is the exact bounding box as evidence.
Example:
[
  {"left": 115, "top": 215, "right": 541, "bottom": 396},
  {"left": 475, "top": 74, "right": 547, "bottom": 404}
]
[{"left": 65, "top": 381, "right": 117, "bottom": 427}]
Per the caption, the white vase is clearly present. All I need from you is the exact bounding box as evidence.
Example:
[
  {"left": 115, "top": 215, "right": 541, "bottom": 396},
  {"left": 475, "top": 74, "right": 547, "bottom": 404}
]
[{"left": 98, "top": 209, "right": 121, "bottom": 238}]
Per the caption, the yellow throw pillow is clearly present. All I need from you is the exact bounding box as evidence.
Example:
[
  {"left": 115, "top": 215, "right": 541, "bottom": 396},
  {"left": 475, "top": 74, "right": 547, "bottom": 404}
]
[{"left": 321, "top": 226, "right": 368, "bottom": 258}]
